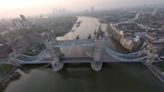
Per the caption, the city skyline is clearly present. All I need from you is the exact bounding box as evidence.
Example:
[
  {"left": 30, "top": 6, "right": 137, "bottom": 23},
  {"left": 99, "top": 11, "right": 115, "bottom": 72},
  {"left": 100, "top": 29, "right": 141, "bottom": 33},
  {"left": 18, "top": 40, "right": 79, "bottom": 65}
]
[{"left": 0, "top": 0, "right": 164, "bottom": 18}]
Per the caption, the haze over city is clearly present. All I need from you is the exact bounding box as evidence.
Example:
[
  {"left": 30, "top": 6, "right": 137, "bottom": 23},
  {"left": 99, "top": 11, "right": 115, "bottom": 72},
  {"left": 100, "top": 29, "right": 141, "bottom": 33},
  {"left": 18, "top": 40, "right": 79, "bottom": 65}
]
[
  {"left": 0, "top": 0, "right": 164, "bottom": 18},
  {"left": 1, "top": 0, "right": 164, "bottom": 91}
]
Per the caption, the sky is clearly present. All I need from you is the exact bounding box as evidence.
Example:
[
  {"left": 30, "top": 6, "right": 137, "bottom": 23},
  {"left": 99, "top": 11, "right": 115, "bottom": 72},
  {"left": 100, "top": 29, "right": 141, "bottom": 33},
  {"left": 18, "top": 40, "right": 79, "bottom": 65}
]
[{"left": 0, "top": 0, "right": 164, "bottom": 18}]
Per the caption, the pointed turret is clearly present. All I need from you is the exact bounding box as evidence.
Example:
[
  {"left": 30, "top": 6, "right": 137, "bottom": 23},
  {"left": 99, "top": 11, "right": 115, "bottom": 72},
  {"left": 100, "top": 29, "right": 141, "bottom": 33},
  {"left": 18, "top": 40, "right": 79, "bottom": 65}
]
[{"left": 88, "top": 34, "right": 91, "bottom": 39}]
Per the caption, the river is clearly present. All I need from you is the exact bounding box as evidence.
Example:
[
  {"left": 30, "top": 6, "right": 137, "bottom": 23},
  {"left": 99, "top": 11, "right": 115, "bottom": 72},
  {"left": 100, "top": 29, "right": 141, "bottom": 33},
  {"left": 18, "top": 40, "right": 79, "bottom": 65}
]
[{"left": 2, "top": 16, "right": 164, "bottom": 92}]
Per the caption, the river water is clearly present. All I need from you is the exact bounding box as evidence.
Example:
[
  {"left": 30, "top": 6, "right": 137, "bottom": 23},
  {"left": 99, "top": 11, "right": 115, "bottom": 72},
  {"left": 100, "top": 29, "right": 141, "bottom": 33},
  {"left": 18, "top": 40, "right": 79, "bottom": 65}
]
[{"left": 2, "top": 16, "right": 164, "bottom": 92}]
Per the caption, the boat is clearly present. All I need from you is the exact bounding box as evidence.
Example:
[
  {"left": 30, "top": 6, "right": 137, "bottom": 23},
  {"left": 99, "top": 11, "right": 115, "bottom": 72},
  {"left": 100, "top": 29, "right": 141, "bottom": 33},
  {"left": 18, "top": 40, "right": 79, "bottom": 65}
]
[{"left": 76, "top": 21, "right": 82, "bottom": 28}]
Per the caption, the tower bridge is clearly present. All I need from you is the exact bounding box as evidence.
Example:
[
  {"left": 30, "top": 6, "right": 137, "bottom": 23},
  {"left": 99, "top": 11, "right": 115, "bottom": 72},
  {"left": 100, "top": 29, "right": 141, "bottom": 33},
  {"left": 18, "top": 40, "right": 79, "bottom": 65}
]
[{"left": 1, "top": 30, "right": 162, "bottom": 72}]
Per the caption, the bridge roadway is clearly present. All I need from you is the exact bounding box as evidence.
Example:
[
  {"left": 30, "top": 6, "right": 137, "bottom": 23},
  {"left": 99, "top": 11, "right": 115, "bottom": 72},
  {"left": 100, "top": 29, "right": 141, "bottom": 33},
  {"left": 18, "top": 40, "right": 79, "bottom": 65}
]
[
  {"left": 54, "top": 39, "right": 95, "bottom": 48},
  {"left": 0, "top": 39, "right": 150, "bottom": 71}
]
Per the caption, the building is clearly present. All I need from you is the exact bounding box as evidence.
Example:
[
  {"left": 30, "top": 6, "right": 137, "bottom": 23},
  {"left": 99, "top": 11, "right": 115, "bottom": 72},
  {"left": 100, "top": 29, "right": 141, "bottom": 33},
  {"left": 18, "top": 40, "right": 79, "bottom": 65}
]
[
  {"left": 12, "top": 15, "right": 31, "bottom": 30},
  {"left": 109, "top": 23, "right": 144, "bottom": 51}
]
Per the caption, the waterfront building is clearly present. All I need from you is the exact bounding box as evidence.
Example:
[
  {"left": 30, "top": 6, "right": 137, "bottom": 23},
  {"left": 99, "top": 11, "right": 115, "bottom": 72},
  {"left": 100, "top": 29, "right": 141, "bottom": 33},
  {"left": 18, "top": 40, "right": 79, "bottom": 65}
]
[{"left": 109, "top": 23, "right": 145, "bottom": 51}]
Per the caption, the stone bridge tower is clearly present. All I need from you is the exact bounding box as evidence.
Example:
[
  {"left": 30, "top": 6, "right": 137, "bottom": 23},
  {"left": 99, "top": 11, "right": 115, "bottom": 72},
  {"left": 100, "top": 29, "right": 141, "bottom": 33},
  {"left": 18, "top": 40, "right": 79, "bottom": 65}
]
[{"left": 43, "top": 30, "right": 63, "bottom": 71}]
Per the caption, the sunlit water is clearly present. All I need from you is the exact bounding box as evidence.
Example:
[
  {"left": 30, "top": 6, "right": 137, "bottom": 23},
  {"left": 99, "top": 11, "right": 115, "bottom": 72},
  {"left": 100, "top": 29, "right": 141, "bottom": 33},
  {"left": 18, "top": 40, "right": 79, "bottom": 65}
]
[{"left": 3, "top": 16, "right": 164, "bottom": 92}]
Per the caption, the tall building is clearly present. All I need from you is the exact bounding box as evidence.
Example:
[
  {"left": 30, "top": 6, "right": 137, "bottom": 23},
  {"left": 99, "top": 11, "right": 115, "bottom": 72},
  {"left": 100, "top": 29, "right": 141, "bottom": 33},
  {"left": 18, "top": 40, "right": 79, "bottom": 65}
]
[
  {"left": 91, "top": 6, "right": 94, "bottom": 13},
  {"left": 13, "top": 15, "right": 31, "bottom": 29},
  {"left": 20, "top": 14, "right": 26, "bottom": 21}
]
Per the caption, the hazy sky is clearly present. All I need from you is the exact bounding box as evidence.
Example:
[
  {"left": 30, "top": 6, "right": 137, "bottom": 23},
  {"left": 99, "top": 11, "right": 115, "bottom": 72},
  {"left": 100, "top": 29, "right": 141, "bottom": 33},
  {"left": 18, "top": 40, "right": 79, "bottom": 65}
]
[{"left": 0, "top": 0, "right": 163, "bottom": 18}]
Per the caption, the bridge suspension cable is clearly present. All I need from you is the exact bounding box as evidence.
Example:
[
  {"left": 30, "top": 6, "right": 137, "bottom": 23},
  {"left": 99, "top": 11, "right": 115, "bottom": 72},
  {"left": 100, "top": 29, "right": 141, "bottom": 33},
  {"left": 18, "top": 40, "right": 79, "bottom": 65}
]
[
  {"left": 13, "top": 50, "right": 48, "bottom": 64},
  {"left": 18, "top": 50, "right": 48, "bottom": 60},
  {"left": 103, "top": 44, "right": 143, "bottom": 59},
  {"left": 103, "top": 45, "right": 147, "bottom": 62}
]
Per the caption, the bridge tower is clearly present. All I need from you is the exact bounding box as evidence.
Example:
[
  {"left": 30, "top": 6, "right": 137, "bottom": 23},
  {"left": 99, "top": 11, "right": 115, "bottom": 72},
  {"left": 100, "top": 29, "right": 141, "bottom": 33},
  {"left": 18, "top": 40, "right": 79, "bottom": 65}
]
[
  {"left": 43, "top": 30, "right": 63, "bottom": 71},
  {"left": 91, "top": 40, "right": 104, "bottom": 71}
]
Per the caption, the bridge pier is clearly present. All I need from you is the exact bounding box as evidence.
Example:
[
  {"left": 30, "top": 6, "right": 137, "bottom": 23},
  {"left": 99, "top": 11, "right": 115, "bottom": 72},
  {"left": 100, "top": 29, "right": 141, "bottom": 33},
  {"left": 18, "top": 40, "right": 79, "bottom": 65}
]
[
  {"left": 91, "top": 61, "right": 103, "bottom": 72},
  {"left": 51, "top": 58, "right": 64, "bottom": 72},
  {"left": 50, "top": 48, "right": 64, "bottom": 72}
]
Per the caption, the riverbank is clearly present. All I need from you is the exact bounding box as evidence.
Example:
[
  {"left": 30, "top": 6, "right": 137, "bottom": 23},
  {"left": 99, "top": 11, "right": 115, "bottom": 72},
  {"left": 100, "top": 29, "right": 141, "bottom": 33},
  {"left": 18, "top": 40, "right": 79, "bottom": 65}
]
[
  {"left": 157, "top": 62, "right": 164, "bottom": 72},
  {"left": 0, "top": 64, "right": 18, "bottom": 86},
  {"left": 146, "top": 64, "right": 164, "bottom": 83},
  {"left": 31, "top": 16, "right": 77, "bottom": 36},
  {"left": 0, "top": 64, "right": 13, "bottom": 80}
]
